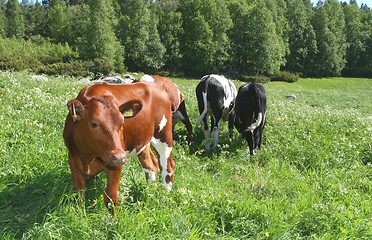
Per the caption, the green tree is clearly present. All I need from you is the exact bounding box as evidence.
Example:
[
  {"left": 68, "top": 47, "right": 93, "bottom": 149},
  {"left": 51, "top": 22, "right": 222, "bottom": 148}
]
[
  {"left": 117, "top": 0, "right": 165, "bottom": 73},
  {"left": 0, "top": 6, "right": 4, "bottom": 38},
  {"left": 228, "top": 0, "right": 282, "bottom": 75},
  {"left": 66, "top": 3, "right": 90, "bottom": 51},
  {"left": 47, "top": 1, "right": 69, "bottom": 43},
  {"left": 227, "top": 0, "right": 249, "bottom": 72},
  {"left": 5, "top": 0, "right": 25, "bottom": 38},
  {"left": 26, "top": 1, "right": 48, "bottom": 37},
  {"left": 200, "top": 0, "right": 232, "bottom": 73},
  {"left": 178, "top": 0, "right": 213, "bottom": 76},
  {"left": 343, "top": 2, "right": 365, "bottom": 76},
  {"left": 357, "top": 6, "right": 372, "bottom": 77},
  {"left": 285, "top": 0, "right": 317, "bottom": 75},
  {"left": 81, "top": 0, "right": 124, "bottom": 72},
  {"left": 311, "top": 0, "right": 346, "bottom": 77},
  {"left": 155, "top": 1, "right": 183, "bottom": 72},
  {"left": 264, "top": 0, "right": 289, "bottom": 69}
]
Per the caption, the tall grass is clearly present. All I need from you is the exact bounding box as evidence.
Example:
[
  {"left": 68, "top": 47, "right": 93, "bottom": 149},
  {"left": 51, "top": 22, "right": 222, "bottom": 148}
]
[{"left": 0, "top": 71, "right": 371, "bottom": 239}]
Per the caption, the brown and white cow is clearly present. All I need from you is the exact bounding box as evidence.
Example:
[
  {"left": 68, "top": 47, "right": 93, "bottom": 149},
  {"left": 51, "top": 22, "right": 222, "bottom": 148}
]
[
  {"left": 63, "top": 82, "right": 175, "bottom": 213},
  {"left": 134, "top": 75, "right": 193, "bottom": 144}
]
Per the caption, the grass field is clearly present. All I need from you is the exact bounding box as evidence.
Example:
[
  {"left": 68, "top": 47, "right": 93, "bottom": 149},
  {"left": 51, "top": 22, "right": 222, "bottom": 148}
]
[{"left": 0, "top": 71, "right": 371, "bottom": 239}]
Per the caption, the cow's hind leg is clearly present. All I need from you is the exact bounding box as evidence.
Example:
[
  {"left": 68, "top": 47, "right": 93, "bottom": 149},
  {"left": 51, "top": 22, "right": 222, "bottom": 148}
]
[
  {"left": 151, "top": 137, "right": 174, "bottom": 191},
  {"left": 212, "top": 119, "right": 222, "bottom": 148},
  {"left": 178, "top": 101, "right": 193, "bottom": 144},
  {"left": 246, "top": 131, "right": 256, "bottom": 155},
  {"left": 202, "top": 115, "right": 211, "bottom": 150},
  {"left": 138, "top": 145, "right": 158, "bottom": 183}
]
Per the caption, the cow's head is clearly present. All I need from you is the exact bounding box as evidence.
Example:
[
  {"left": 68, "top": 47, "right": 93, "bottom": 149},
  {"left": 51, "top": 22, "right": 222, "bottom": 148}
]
[{"left": 67, "top": 95, "right": 142, "bottom": 166}]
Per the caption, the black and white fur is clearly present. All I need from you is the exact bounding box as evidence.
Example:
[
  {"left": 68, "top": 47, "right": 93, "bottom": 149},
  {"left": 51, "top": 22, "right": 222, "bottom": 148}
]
[
  {"left": 196, "top": 74, "right": 237, "bottom": 150},
  {"left": 234, "top": 83, "right": 267, "bottom": 155}
]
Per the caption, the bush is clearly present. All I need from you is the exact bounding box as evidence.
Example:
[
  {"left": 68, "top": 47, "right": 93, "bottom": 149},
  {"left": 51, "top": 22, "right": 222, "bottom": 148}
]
[
  {"left": 0, "top": 37, "right": 78, "bottom": 66},
  {"left": 38, "top": 58, "right": 122, "bottom": 77},
  {"left": 0, "top": 53, "right": 42, "bottom": 71},
  {"left": 240, "top": 75, "right": 271, "bottom": 84},
  {"left": 270, "top": 71, "right": 300, "bottom": 83},
  {"left": 37, "top": 60, "right": 93, "bottom": 77},
  {"left": 91, "top": 58, "right": 116, "bottom": 76}
]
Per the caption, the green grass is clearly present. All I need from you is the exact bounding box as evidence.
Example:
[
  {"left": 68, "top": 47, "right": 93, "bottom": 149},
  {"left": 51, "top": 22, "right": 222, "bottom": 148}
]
[{"left": 0, "top": 71, "right": 371, "bottom": 239}]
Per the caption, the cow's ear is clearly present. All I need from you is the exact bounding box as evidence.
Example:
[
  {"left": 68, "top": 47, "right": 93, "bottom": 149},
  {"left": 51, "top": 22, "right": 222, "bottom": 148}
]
[
  {"left": 119, "top": 100, "right": 143, "bottom": 118},
  {"left": 67, "top": 99, "right": 84, "bottom": 122}
]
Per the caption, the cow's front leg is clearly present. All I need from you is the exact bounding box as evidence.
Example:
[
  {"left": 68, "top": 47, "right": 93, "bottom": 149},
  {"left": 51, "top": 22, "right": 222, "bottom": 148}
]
[
  {"left": 86, "top": 158, "right": 105, "bottom": 181},
  {"left": 138, "top": 145, "right": 158, "bottom": 183},
  {"left": 104, "top": 164, "right": 123, "bottom": 214},
  {"left": 68, "top": 152, "right": 86, "bottom": 190}
]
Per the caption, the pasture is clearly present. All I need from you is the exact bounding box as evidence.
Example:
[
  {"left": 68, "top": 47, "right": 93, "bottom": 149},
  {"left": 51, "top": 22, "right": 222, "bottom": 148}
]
[{"left": 0, "top": 71, "right": 371, "bottom": 239}]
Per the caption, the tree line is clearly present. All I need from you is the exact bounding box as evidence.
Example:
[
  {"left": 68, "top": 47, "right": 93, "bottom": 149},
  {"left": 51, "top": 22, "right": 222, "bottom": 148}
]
[{"left": 0, "top": 0, "right": 371, "bottom": 78}]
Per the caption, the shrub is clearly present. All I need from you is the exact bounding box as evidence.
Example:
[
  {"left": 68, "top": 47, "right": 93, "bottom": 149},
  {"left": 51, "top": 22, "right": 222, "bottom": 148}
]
[
  {"left": 38, "top": 58, "right": 123, "bottom": 77},
  {"left": 240, "top": 75, "right": 271, "bottom": 84},
  {"left": 38, "top": 60, "right": 92, "bottom": 77},
  {"left": 91, "top": 58, "right": 116, "bottom": 76},
  {"left": 0, "top": 53, "right": 42, "bottom": 71},
  {"left": 270, "top": 71, "right": 300, "bottom": 83}
]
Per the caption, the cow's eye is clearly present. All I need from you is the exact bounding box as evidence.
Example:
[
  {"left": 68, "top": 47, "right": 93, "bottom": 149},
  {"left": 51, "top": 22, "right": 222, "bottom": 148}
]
[{"left": 90, "top": 122, "right": 98, "bottom": 128}]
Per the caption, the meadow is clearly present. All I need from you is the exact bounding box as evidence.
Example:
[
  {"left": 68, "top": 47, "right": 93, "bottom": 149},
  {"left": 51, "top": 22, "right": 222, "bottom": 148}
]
[{"left": 0, "top": 71, "right": 371, "bottom": 239}]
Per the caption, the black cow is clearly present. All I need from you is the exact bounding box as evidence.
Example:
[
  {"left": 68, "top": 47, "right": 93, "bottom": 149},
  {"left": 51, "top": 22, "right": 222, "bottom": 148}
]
[
  {"left": 234, "top": 83, "right": 267, "bottom": 155},
  {"left": 196, "top": 74, "right": 237, "bottom": 150}
]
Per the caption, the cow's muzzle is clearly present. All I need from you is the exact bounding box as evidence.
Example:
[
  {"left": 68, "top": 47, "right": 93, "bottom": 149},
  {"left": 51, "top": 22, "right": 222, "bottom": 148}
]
[{"left": 108, "top": 150, "right": 126, "bottom": 166}]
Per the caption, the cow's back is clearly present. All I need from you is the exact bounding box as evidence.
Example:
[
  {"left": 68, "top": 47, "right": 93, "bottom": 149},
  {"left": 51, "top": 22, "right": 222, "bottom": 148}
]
[{"left": 135, "top": 75, "right": 183, "bottom": 112}]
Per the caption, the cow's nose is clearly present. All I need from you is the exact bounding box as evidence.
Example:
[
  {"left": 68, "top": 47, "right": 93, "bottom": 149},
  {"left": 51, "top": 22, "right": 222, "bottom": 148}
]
[{"left": 111, "top": 150, "right": 126, "bottom": 165}]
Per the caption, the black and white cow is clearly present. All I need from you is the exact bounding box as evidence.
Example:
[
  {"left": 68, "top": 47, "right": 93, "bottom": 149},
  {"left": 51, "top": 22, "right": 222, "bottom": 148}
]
[
  {"left": 196, "top": 74, "right": 237, "bottom": 150},
  {"left": 234, "top": 83, "right": 267, "bottom": 155}
]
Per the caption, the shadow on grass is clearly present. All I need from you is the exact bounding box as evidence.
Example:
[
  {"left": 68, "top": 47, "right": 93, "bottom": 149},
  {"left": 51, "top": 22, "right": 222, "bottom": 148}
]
[
  {"left": 0, "top": 171, "right": 109, "bottom": 238},
  {"left": 0, "top": 172, "right": 72, "bottom": 238}
]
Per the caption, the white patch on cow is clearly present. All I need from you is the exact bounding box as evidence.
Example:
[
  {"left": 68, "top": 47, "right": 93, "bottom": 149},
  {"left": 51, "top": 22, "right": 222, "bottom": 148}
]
[
  {"left": 143, "top": 168, "right": 156, "bottom": 183},
  {"left": 151, "top": 137, "right": 173, "bottom": 191},
  {"left": 158, "top": 115, "right": 167, "bottom": 132},
  {"left": 140, "top": 74, "right": 155, "bottom": 83},
  {"left": 126, "top": 143, "right": 149, "bottom": 158},
  {"left": 210, "top": 75, "right": 237, "bottom": 109},
  {"left": 212, "top": 120, "right": 222, "bottom": 147},
  {"left": 246, "top": 112, "right": 263, "bottom": 132}
]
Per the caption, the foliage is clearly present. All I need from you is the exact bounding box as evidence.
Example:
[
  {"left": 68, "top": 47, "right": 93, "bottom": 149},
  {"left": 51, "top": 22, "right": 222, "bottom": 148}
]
[
  {"left": 0, "top": 52, "right": 42, "bottom": 71},
  {"left": 0, "top": 71, "right": 371, "bottom": 239},
  {"left": 0, "top": 0, "right": 372, "bottom": 77},
  {"left": 81, "top": 0, "right": 124, "bottom": 70},
  {"left": 178, "top": 0, "right": 215, "bottom": 76},
  {"left": 118, "top": 0, "right": 165, "bottom": 73},
  {"left": 239, "top": 75, "right": 271, "bottom": 84},
  {"left": 156, "top": 9, "right": 183, "bottom": 72},
  {"left": 4, "top": 0, "right": 25, "bottom": 38},
  {"left": 285, "top": 0, "right": 317, "bottom": 76},
  {"left": 0, "top": 37, "right": 77, "bottom": 71},
  {"left": 270, "top": 71, "right": 300, "bottom": 83},
  {"left": 311, "top": 0, "right": 347, "bottom": 77}
]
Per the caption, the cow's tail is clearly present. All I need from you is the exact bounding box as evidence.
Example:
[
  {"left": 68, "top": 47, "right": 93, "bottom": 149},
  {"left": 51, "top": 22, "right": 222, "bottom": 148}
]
[
  {"left": 196, "top": 76, "right": 210, "bottom": 126},
  {"left": 245, "top": 86, "right": 263, "bottom": 132}
]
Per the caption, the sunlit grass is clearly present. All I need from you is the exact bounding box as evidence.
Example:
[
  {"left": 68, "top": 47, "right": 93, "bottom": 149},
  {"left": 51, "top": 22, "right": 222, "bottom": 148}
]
[{"left": 0, "top": 71, "right": 371, "bottom": 239}]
